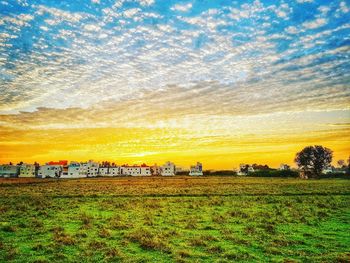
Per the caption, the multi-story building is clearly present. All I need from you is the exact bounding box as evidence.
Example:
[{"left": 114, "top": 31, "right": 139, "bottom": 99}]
[
  {"left": 38, "top": 165, "right": 62, "bottom": 178},
  {"left": 121, "top": 164, "right": 151, "bottom": 176},
  {"left": 81, "top": 160, "right": 99, "bottom": 177},
  {"left": 151, "top": 163, "right": 161, "bottom": 176},
  {"left": 99, "top": 165, "right": 109, "bottom": 176},
  {"left": 121, "top": 165, "right": 140, "bottom": 176},
  {"left": 19, "top": 164, "right": 36, "bottom": 178},
  {"left": 108, "top": 165, "right": 120, "bottom": 176},
  {"left": 65, "top": 162, "right": 86, "bottom": 178},
  {"left": 140, "top": 164, "right": 151, "bottom": 176},
  {"left": 0, "top": 164, "right": 19, "bottom": 177},
  {"left": 189, "top": 162, "right": 203, "bottom": 176},
  {"left": 161, "top": 161, "right": 176, "bottom": 176},
  {"left": 99, "top": 164, "right": 120, "bottom": 176},
  {"left": 87, "top": 160, "right": 99, "bottom": 177}
]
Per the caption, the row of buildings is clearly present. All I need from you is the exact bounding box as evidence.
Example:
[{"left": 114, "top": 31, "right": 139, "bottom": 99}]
[{"left": 0, "top": 161, "right": 203, "bottom": 178}]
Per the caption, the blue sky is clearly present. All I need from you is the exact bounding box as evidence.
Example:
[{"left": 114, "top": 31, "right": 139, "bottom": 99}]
[
  {"left": 0, "top": 0, "right": 349, "bottom": 167},
  {"left": 1, "top": 0, "right": 349, "bottom": 112}
]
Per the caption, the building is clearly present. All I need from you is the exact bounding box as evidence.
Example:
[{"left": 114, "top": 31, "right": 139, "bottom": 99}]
[
  {"left": 121, "top": 164, "right": 151, "bottom": 176},
  {"left": 99, "top": 164, "right": 120, "bottom": 176},
  {"left": 151, "top": 164, "right": 161, "bottom": 176},
  {"left": 98, "top": 165, "right": 109, "bottom": 176},
  {"left": 65, "top": 162, "right": 86, "bottom": 178},
  {"left": 140, "top": 164, "right": 151, "bottom": 176},
  {"left": 108, "top": 165, "right": 120, "bottom": 176},
  {"left": 189, "top": 162, "right": 203, "bottom": 176},
  {"left": 121, "top": 165, "right": 140, "bottom": 176},
  {"left": 80, "top": 160, "right": 99, "bottom": 177},
  {"left": 19, "top": 164, "right": 36, "bottom": 178},
  {"left": 237, "top": 164, "right": 255, "bottom": 176},
  {"left": 0, "top": 164, "right": 19, "bottom": 178},
  {"left": 161, "top": 161, "right": 176, "bottom": 176},
  {"left": 48, "top": 160, "right": 68, "bottom": 177},
  {"left": 38, "top": 165, "right": 62, "bottom": 178}
]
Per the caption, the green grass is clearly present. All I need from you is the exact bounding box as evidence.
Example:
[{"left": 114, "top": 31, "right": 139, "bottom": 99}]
[{"left": 0, "top": 177, "right": 349, "bottom": 262}]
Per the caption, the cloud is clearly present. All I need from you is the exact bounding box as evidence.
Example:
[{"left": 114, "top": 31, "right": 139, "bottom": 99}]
[
  {"left": 285, "top": 26, "right": 298, "bottom": 34},
  {"left": 139, "top": 0, "right": 155, "bottom": 6},
  {"left": 339, "top": 1, "right": 349, "bottom": 13},
  {"left": 171, "top": 3, "right": 192, "bottom": 12},
  {"left": 302, "top": 18, "right": 328, "bottom": 29},
  {"left": 0, "top": 2, "right": 349, "bottom": 127}
]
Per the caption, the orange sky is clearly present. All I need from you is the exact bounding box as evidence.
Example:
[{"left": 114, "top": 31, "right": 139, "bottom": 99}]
[{"left": 1, "top": 110, "right": 349, "bottom": 169}]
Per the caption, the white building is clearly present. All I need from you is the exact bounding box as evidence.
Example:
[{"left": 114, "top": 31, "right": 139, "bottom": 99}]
[
  {"left": 151, "top": 164, "right": 161, "bottom": 176},
  {"left": 189, "top": 162, "right": 203, "bottom": 176},
  {"left": 38, "top": 160, "right": 68, "bottom": 178},
  {"left": 99, "top": 165, "right": 120, "bottom": 176},
  {"left": 109, "top": 166, "right": 120, "bottom": 176},
  {"left": 19, "top": 164, "right": 36, "bottom": 178},
  {"left": 121, "top": 164, "right": 151, "bottom": 176},
  {"left": 121, "top": 165, "right": 140, "bottom": 176},
  {"left": 81, "top": 160, "right": 99, "bottom": 177},
  {"left": 161, "top": 161, "right": 176, "bottom": 176},
  {"left": 99, "top": 166, "right": 109, "bottom": 176},
  {"left": 0, "top": 164, "right": 19, "bottom": 178},
  {"left": 64, "top": 162, "right": 86, "bottom": 178},
  {"left": 38, "top": 165, "right": 62, "bottom": 178},
  {"left": 140, "top": 164, "right": 151, "bottom": 176}
]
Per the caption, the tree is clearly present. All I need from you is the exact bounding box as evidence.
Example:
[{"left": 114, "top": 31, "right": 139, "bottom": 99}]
[
  {"left": 295, "top": 145, "right": 333, "bottom": 178},
  {"left": 337, "top": 159, "right": 345, "bottom": 168}
]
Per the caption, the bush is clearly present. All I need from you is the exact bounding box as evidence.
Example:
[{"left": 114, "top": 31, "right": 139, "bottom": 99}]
[{"left": 247, "top": 169, "right": 299, "bottom": 177}]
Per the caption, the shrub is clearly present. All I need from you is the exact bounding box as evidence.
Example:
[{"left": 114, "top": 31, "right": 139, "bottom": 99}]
[
  {"left": 126, "top": 228, "right": 170, "bottom": 252},
  {"left": 98, "top": 227, "right": 111, "bottom": 238},
  {"left": 2, "top": 224, "right": 16, "bottom": 233},
  {"left": 52, "top": 227, "right": 76, "bottom": 246}
]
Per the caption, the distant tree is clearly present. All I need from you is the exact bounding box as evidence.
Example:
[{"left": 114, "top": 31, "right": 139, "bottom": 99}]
[
  {"left": 337, "top": 159, "right": 345, "bottom": 168},
  {"left": 295, "top": 145, "right": 333, "bottom": 178},
  {"left": 252, "top": 164, "right": 270, "bottom": 171}
]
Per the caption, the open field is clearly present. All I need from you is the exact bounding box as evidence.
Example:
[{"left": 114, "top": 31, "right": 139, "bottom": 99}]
[{"left": 0, "top": 177, "right": 349, "bottom": 262}]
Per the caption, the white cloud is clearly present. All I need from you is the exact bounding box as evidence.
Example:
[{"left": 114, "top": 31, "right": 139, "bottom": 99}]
[
  {"left": 339, "top": 1, "right": 349, "bottom": 13},
  {"left": 138, "top": 0, "right": 155, "bottom": 6},
  {"left": 318, "top": 6, "right": 330, "bottom": 15},
  {"left": 285, "top": 26, "right": 299, "bottom": 34},
  {"left": 84, "top": 24, "right": 100, "bottom": 31},
  {"left": 123, "top": 8, "right": 141, "bottom": 18},
  {"left": 171, "top": 3, "right": 193, "bottom": 12},
  {"left": 302, "top": 18, "right": 327, "bottom": 29}
]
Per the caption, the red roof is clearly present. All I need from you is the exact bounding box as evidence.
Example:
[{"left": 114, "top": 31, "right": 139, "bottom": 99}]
[{"left": 47, "top": 160, "right": 68, "bottom": 166}]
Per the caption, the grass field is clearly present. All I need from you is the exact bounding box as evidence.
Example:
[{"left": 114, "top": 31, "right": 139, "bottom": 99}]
[{"left": 0, "top": 177, "right": 349, "bottom": 262}]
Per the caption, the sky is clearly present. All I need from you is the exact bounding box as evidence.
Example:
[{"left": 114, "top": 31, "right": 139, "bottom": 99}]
[{"left": 0, "top": 0, "right": 349, "bottom": 169}]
